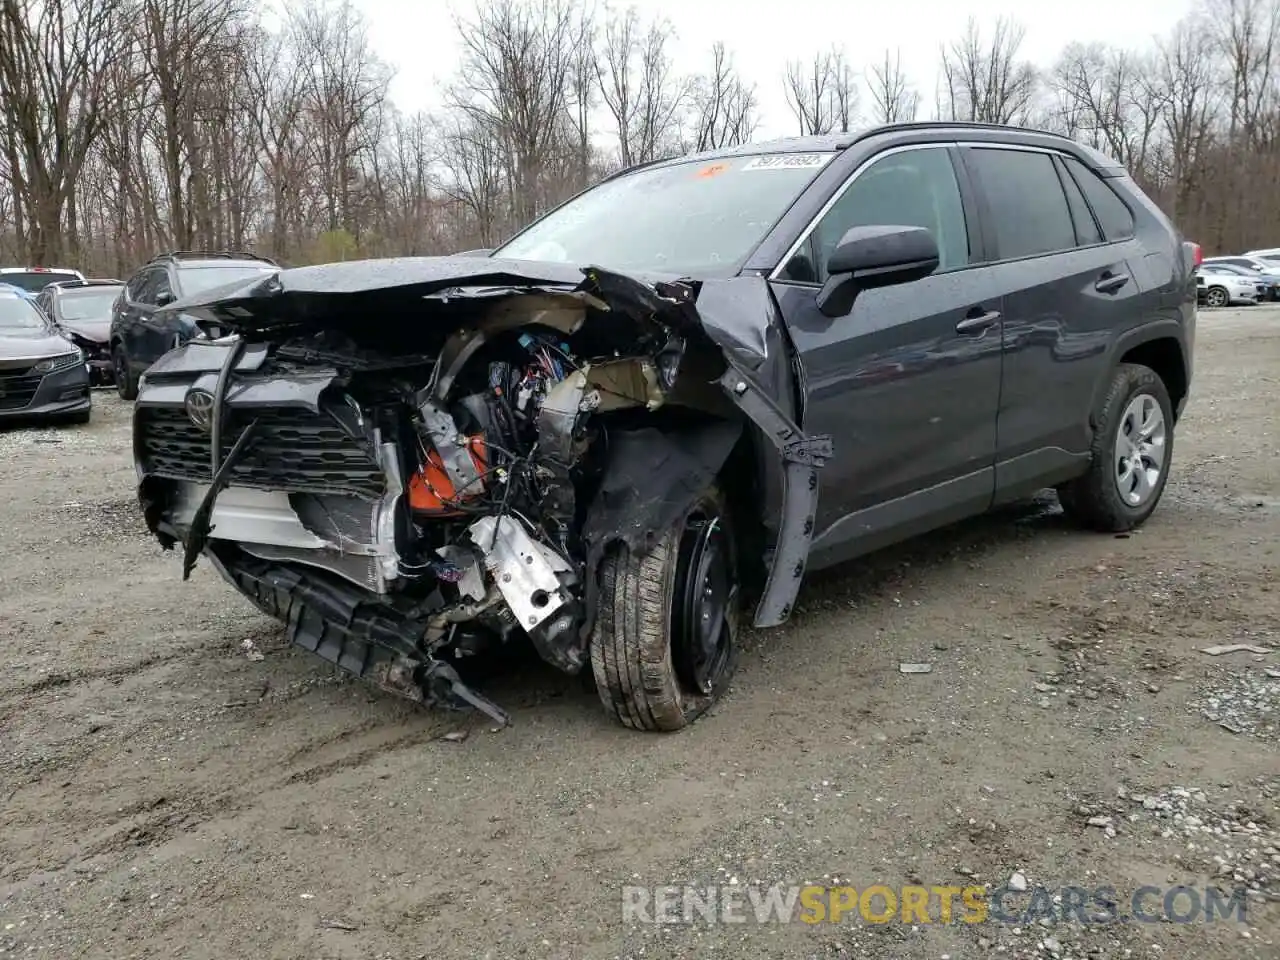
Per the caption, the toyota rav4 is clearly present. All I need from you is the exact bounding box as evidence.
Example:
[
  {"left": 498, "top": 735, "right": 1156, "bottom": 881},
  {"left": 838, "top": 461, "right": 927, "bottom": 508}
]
[{"left": 132, "top": 122, "right": 1197, "bottom": 731}]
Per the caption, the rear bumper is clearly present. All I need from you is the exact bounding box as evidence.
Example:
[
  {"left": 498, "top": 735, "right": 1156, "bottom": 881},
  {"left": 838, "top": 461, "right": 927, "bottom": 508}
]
[{"left": 0, "top": 363, "right": 91, "bottom": 419}]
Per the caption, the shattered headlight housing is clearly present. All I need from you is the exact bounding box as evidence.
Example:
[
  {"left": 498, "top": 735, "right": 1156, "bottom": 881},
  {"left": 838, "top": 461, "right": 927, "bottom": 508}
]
[{"left": 32, "top": 349, "right": 83, "bottom": 374}]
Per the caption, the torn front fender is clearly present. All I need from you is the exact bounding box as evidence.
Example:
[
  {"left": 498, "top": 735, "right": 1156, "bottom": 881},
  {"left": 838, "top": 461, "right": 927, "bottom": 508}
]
[
  {"left": 691, "top": 275, "right": 779, "bottom": 369},
  {"left": 717, "top": 362, "right": 832, "bottom": 628}
]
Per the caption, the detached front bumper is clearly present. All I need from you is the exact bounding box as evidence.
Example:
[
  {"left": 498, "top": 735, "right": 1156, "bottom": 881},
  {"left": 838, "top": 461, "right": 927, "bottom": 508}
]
[{"left": 0, "top": 362, "right": 91, "bottom": 420}]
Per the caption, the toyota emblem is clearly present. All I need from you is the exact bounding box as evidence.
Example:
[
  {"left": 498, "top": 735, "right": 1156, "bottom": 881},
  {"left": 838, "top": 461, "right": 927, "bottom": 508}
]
[{"left": 184, "top": 388, "right": 216, "bottom": 432}]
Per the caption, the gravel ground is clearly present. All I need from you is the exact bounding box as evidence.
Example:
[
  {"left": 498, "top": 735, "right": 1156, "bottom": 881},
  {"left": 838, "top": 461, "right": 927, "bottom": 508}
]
[{"left": 0, "top": 307, "right": 1277, "bottom": 959}]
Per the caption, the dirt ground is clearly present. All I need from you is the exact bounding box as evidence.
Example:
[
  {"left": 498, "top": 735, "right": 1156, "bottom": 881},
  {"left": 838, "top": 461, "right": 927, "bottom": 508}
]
[{"left": 1, "top": 306, "right": 1277, "bottom": 960}]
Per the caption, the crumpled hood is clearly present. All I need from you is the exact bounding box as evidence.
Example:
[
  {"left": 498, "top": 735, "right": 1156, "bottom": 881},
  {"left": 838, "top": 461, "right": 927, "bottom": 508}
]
[
  {"left": 58, "top": 318, "right": 111, "bottom": 342},
  {"left": 156, "top": 254, "right": 776, "bottom": 367},
  {"left": 159, "top": 256, "right": 601, "bottom": 331},
  {"left": 0, "top": 329, "right": 76, "bottom": 361}
]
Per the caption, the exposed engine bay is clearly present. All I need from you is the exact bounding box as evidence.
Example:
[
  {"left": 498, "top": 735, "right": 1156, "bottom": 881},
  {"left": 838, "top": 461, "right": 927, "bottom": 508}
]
[{"left": 134, "top": 258, "right": 831, "bottom": 725}]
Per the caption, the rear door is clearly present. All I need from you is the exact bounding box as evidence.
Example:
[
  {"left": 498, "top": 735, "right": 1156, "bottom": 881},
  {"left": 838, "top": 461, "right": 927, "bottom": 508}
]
[
  {"left": 959, "top": 144, "right": 1147, "bottom": 501},
  {"left": 769, "top": 143, "right": 1005, "bottom": 564}
]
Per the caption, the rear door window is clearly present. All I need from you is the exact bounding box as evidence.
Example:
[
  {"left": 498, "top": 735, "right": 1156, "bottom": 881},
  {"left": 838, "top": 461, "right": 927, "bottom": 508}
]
[{"left": 968, "top": 148, "right": 1077, "bottom": 260}]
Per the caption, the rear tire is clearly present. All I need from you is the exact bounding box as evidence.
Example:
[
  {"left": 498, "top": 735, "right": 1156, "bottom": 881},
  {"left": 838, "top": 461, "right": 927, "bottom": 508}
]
[
  {"left": 1204, "top": 286, "right": 1228, "bottom": 308},
  {"left": 113, "top": 343, "right": 138, "bottom": 400},
  {"left": 590, "top": 487, "right": 739, "bottom": 731},
  {"left": 1057, "top": 363, "right": 1174, "bottom": 533}
]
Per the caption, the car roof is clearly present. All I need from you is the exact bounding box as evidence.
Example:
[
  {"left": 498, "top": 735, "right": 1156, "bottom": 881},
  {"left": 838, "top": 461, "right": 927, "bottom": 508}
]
[
  {"left": 618, "top": 121, "right": 1122, "bottom": 178},
  {"left": 169, "top": 258, "right": 276, "bottom": 270},
  {"left": 144, "top": 250, "right": 277, "bottom": 270}
]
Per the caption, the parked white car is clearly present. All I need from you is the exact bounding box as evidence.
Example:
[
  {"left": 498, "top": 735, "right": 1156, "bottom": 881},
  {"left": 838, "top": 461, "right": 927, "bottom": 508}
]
[
  {"left": 1203, "top": 255, "right": 1280, "bottom": 277},
  {"left": 1198, "top": 265, "right": 1266, "bottom": 307},
  {"left": 1243, "top": 247, "right": 1280, "bottom": 261}
]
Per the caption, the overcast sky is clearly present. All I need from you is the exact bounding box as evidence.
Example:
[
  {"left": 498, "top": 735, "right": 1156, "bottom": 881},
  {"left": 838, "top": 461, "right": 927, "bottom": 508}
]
[{"left": 349, "top": 0, "right": 1197, "bottom": 139}]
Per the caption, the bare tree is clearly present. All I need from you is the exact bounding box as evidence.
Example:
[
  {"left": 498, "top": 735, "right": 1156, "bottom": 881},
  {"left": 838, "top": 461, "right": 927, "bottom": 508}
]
[
  {"left": 0, "top": 0, "right": 125, "bottom": 262},
  {"left": 595, "top": 7, "right": 686, "bottom": 166},
  {"left": 450, "top": 0, "right": 580, "bottom": 224},
  {"left": 1048, "top": 42, "right": 1166, "bottom": 173},
  {"left": 784, "top": 47, "right": 858, "bottom": 134},
  {"left": 685, "top": 42, "right": 759, "bottom": 151},
  {"left": 939, "top": 16, "right": 1039, "bottom": 124},
  {"left": 1209, "top": 0, "right": 1280, "bottom": 143},
  {"left": 7, "top": 0, "right": 1280, "bottom": 272},
  {"left": 291, "top": 0, "right": 390, "bottom": 239},
  {"left": 563, "top": 7, "right": 595, "bottom": 182},
  {"left": 1158, "top": 15, "right": 1222, "bottom": 221},
  {"left": 866, "top": 48, "right": 920, "bottom": 123}
]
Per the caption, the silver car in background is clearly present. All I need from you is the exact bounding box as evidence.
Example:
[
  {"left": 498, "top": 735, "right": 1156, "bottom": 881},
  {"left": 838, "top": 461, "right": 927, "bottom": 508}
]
[{"left": 1197, "top": 264, "right": 1267, "bottom": 307}]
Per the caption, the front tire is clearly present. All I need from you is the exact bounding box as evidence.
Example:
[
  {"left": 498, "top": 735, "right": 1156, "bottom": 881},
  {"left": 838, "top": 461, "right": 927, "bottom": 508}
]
[
  {"left": 1057, "top": 363, "right": 1174, "bottom": 532},
  {"left": 590, "top": 487, "right": 739, "bottom": 731},
  {"left": 113, "top": 343, "right": 138, "bottom": 400}
]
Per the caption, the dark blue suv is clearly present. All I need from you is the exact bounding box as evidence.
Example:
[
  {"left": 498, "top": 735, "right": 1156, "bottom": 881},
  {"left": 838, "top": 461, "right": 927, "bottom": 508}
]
[{"left": 110, "top": 251, "right": 277, "bottom": 399}]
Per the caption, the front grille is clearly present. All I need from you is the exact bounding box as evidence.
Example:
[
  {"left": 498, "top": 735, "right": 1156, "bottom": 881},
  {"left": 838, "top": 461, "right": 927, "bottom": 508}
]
[
  {"left": 137, "top": 406, "right": 387, "bottom": 499},
  {"left": 0, "top": 369, "right": 42, "bottom": 410}
]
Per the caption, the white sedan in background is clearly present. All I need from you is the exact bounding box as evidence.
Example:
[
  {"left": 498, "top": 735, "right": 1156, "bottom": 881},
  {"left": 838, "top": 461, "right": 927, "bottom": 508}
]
[{"left": 1197, "top": 265, "right": 1267, "bottom": 307}]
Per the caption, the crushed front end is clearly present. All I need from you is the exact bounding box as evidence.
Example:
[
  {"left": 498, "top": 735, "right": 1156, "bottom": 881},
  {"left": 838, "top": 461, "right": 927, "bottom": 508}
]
[{"left": 132, "top": 259, "right": 796, "bottom": 724}]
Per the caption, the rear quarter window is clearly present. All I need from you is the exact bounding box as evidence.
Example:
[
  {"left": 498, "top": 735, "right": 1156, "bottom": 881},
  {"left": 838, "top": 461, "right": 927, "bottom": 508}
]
[{"left": 1062, "top": 156, "right": 1136, "bottom": 241}]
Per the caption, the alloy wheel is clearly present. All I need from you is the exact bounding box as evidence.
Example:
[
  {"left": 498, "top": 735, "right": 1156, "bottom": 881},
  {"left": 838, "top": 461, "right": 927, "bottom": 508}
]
[{"left": 1114, "top": 392, "right": 1167, "bottom": 507}]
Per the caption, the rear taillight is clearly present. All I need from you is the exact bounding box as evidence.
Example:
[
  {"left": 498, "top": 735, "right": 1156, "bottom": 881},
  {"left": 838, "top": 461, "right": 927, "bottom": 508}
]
[{"left": 1191, "top": 243, "right": 1203, "bottom": 266}]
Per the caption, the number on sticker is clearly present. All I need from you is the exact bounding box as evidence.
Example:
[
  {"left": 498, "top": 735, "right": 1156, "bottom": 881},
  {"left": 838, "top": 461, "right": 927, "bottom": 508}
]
[{"left": 741, "top": 153, "right": 832, "bottom": 171}]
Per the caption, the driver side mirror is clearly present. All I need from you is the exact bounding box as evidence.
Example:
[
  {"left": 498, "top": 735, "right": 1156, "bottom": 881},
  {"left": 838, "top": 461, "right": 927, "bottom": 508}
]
[
  {"left": 815, "top": 224, "right": 941, "bottom": 318},
  {"left": 155, "top": 289, "right": 176, "bottom": 307}
]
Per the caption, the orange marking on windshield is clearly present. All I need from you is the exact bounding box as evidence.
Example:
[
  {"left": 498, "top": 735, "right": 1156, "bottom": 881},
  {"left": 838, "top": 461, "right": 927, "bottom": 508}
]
[{"left": 696, "top": 163, "right": 729, "bottom": 178}]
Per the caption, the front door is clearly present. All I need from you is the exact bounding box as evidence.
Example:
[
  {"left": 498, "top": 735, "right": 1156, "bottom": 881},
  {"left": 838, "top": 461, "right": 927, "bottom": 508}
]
[{"left": 769, "top": 144, "right": 1003, "bottom": 566}]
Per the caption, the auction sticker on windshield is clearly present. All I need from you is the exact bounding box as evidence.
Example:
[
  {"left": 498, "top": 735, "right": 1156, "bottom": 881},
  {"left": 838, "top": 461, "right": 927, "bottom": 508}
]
[{"left": 741, "top": 153, "right": 833, "bottom": 171}]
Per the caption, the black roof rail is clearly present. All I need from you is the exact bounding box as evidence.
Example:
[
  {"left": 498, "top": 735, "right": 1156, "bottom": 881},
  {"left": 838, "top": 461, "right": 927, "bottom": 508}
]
[
  {"left": 147, "top": 250, "right": 278, "bottom": 266},
  {"left": 851, "top": 119, "right": 1073, "bottom": 143}
]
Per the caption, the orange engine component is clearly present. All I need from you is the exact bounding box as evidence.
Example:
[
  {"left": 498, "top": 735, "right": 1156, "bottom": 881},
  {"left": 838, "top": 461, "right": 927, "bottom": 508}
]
[{"left": 407, "top": 436, "right": 488, "bottom": 516}]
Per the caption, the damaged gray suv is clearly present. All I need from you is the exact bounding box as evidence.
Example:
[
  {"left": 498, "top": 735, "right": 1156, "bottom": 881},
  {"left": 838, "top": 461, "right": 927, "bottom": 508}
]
[{"left": 133, "top": 122, "right": 1197, "bottom": 731}]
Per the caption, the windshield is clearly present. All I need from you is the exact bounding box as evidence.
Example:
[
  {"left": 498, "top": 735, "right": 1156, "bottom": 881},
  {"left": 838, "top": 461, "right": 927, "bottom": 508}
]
[
  {"left": 492, "top": 152, "right": 836, "bottom": 277},
  {"left": 2, "top": 270, "right": 81, "bottom": 292},
  {"left": 58, "top": 287, "right": 121, "bottom": 321},
  {"left": 177, "top": 265, "right": 276, "bottom": 297},
  {"left": 0, "top": 296, "right": 48, "bottom": 330}
]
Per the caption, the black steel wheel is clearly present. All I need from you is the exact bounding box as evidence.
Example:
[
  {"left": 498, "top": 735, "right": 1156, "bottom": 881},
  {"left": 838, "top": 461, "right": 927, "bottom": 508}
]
[
  {"left": 590, "top": 487, "right": 740, "bottom": 731},
  {"left": 672, "top": 511, "right": 737, "bottom": 697}
]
